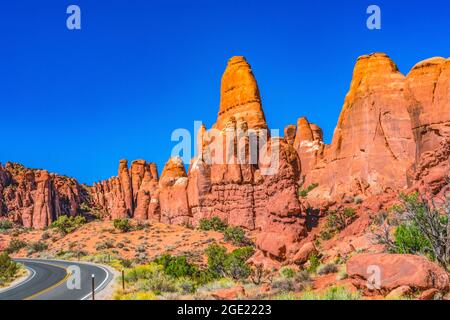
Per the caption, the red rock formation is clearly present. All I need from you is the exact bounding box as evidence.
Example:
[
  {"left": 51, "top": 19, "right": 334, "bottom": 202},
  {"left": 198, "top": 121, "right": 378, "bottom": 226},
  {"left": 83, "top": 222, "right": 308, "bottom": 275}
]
[
  {"left": 158, "top": 157, "right": 190, "bottom": 225},
  {"left": 301, "top": 53, "right": 417, "bottom": 199},
  {"left": 91, "top": 159, "right": 159, "bottom": 220},
  {"left": 185, "top": 57, "right": 305, "bottom": 260},
  {"left": 215, "top": 56, "right": 267, "bottom": 131},
  {"left": 292, "top": 117, "right": 325, "bottom": 179},
  {"left": 0, "top": 162, "right": 88, "bottom": 228},
  {"left": 407, "top": 57, "right": 450, "bottom": 159},
  {"left": 347, "top": 253, "right": 449, "bottom": 292}
]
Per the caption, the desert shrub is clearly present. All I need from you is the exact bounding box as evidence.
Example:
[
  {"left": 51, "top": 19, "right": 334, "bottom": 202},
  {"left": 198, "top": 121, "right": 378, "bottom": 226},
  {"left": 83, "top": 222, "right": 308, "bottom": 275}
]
[
  {"left": 124, "top": 263, "right": 162, "bottom": 282},
  {"left": 223, "top": 226, "right": 247, "bottom": 245},
  {"left": 198, "top": 217, "right": 227, "bottom": 232},
  {"left": 6, "top": 239, "right": 27, "bottom": 254},
  {"left": 119, "top": 258, "right": 133, "bottom": 268},
  {"left": 114, "top": 291, "right": 157, "bottom": 300},
  {"left": 300, "top": 286, "right": 360, "bottom": 300},
  {"left": 113, "top": 219, "right": 132, "bottom": 233},
  {"left": 374, "top": 193, "right": 449, "bottom": 270},
  {"left": 95, "top": 239, "right": 115, "bottom": 251},
  {"left": 134, "top": 221, "right": 150, "bottom": 231},
  {"left": 138, "top": 273, "right": 177, "bottom": 294},
  {"left": 316, "top": 263, "right": 338, "bottom": 275},
  {"left": 320, "top": 208, "right": 357, "bottom": 240},
  {"left": 354, "top": 196, "right": 363, "bottom": 204},
  {"left": 298, "top": 183, "right": 319, "bottom": 198},
  {"left": 393, "top": 223, "right": 432, "bottom": 257},
  {"left": 27, "top": 241, "right": 48, "bottom": 253},
  {"left": 224, "top": 247, "right": 253, "bottom": 280},
  {"left": 307, "top": 252, "right": 321, "bottom": 273},
  {"left": 197, "top": 278, "right": 236, "bottom": 292},
  {"left": 271, "top": 270, "right": 311, "bottom": 292},
  {"left": 279, "top": 267, "right": 296, "bottom": 279},
  {"left": 175, "top": 277, "right": 197, "bottom": 294},
  {"left": 40, "top": 232, "right": 50, "bottom": 240},
  {"left": 154, "top": 254, "right": 198, "bottom": 278},
  {"left": 124, "top": 264, "right": 178, "bottom": 294},
  {"left": 205, "top": 244, "right": 228, "bottom": 276},
  {"left": 205, "top": 244, "right": 254, "bottom": 280},
  {"left": 0, "top": 219, "right": 13, "bottom": 231},
  {"left": 51, "top": 215, "right": 86, "bottom": 234},
  {"left": 0, "top": 252, "right": 20, "bottom": 286}
]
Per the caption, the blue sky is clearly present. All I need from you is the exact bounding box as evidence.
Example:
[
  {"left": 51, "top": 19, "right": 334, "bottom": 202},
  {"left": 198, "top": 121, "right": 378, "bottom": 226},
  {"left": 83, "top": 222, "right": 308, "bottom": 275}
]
[{"left": 0, "top": 0, "right": 449, "bottom": 184}]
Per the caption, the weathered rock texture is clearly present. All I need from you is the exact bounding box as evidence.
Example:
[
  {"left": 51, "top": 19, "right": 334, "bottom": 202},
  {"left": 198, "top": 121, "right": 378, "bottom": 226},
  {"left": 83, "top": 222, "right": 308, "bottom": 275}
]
[
  {"left": 1, "top": 53, "right": 449, "bottom": 269},
  {"left": 296, "top": 53, "right": 449, "bottom": 201},
  {"left": 0, "top": 162, "right": 89, "bottom": 228},
  {"left": 185, "top": 57, "right": 305, "bottom": 260},
  {"left": 91, "top": 160, "right": 159, "bottom": 220},
  {"left": 347, "top": 253, "right": 449, "bottom": 292}
]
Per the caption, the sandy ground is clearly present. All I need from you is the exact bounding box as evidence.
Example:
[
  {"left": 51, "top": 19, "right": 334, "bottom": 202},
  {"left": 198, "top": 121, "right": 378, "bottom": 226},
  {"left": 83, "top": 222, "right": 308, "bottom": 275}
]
[{"left": 0, "top": 220, "right": 235, "bottom": 266}]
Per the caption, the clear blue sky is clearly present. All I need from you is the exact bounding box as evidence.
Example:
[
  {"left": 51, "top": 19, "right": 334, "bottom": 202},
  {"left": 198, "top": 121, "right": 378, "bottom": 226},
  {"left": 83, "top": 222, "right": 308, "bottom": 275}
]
[{"left": 1, "top": 0, "right": 449, "bottom": 184}]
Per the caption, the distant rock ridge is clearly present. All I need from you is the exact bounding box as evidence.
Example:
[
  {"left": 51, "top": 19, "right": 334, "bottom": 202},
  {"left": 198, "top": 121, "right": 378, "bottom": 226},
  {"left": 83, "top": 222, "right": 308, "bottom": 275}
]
[
  {"left": 0, "top": 162, "right": 89, "bottom": 228},
  {"left": 1, "top": 53, "right": 449, "bottom": 263}
]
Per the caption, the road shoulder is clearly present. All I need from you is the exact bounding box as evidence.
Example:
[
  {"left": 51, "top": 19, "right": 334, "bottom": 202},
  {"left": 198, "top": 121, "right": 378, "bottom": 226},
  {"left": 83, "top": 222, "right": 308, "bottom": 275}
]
[{"left": 0, "top": 265, "right": 33, "bottom": 294}]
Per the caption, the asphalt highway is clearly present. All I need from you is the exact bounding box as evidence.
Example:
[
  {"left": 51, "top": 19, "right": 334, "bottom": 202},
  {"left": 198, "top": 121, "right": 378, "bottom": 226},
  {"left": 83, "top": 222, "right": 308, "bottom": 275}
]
[{"left": 0, "top": 258, "right": 113, "bottom": 300}]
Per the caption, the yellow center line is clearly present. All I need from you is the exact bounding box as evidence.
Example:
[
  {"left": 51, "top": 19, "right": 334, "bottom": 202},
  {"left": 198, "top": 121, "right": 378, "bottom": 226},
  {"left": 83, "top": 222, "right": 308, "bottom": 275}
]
[{"left": 23, "top": 262, "right": 69, "bottom": 300}]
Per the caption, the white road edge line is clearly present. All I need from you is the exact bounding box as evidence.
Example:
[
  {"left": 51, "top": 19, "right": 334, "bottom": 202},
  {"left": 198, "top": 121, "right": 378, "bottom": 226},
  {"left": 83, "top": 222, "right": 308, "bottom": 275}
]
[
  {"left": 80, "top": 265, "right": 111, "bottom": 300},
  {"left": 13, "top": 258, "right": 113, "bottom": 300}
]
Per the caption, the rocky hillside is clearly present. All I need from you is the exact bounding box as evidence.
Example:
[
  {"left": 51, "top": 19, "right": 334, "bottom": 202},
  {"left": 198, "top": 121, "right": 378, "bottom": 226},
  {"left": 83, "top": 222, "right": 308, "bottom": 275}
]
[
  {"left": 1, "top": 53, "right": 449, "bottom": 263},
  {"left": 0, "top": 163, "right": 90, "bottom": 228}
]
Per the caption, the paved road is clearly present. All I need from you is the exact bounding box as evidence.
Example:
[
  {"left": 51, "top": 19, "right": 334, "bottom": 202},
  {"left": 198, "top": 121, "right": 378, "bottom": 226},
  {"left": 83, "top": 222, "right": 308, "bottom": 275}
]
[{"left": 0, "top": 259, "right": 113, "bottom": 300}]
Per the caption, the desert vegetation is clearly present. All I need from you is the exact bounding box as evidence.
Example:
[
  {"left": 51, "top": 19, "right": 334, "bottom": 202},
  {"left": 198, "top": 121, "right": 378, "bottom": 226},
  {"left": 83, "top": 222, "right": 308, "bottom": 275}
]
[
  {"left": 0, "top": 252, "right": 22, "bottom": 287},
  {"left": 374, "top": 193, "right": 449, "bottom": 270}
]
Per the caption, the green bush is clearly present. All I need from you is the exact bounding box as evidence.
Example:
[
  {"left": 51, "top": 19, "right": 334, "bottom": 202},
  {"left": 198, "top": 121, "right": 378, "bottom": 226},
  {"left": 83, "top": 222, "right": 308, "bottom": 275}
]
[
  {"left": 6, "top": 239, "right": 27, "bottom": 254},
  {"left": 271, "top": 270, "right": 311, "bottom": 292},
  {"left": 198, "top": 217, "right": 227, "bottom": 232},
  {"left": 205, "top": 244, "right": 228, "bottom": 276},
  {"left": 0, "top": 220, "right": 13, "bottom": 231},
  {"left": 124, "top": 263, "right": 177, "bottom": 295},
  {"left": 320, "top": 208, "right": 357, "bottom": 240},
  {"left": 317, "top": 263, "right": 338, "bottom": 275},
  {"left": 393, "top": 222, "right": 432, "bottom": 257},
  {"left": 308, "top": 252, "right": 321, "bottom": 273},
  {"left": 113, "top": 219, "right": 132, "bottom": 233},
  {"left": 205, "top": 244, "right": 254, "bottom": 280},
  {"left": 374, "top": 192, "right": 449, "bottom": 270},
  {"left": 154, "top": 254, "right": 198, "bottom": 278},
  {"left": 51, "top": 215, "right": 87, "bottom": 234},
  {"left": 279, "top": 267, "right": 296, "bottom": 279},
  {"left": 139, "top": 273, "right": 177, "bottom": 294},
  {"left": 298, "top": 183, "right": 319, "bottom": 198},
  {"left": 28, "top": 241, "right": 48, "bottom": 253},
  {"left": 223, "top": 226, "right": 247, "bottom": 245},
  {"left": 0, "top": 252, "right": 20, "bottom": 286},
  {"left": 175, "top": 277, "right": 197, "bottom": 294},
  {"left": 224, "top": 247, "right": 253, "bottom": 280}
]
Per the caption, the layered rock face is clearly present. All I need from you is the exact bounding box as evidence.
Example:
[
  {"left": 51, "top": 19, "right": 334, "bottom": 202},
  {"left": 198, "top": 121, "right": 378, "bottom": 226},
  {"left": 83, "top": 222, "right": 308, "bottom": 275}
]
[
  {"left": 91, "top": 160, "right": 159, "bottom": 220},
  {"left": 406, "top": 58, "right": 450, "bottom": 201},
  {"left": 159, "top": 157, "right": 190, "bottom": 225},
  {"left": 215, "top": 56, "right": 267, "bottom": 131},
  {"left": 407, "top": 57, "right": 450, "bottom": 159},
  {"left": 185, "top": 57, "right": 305, "bottom": 260},
  {"left": 291, "top": 117, "right": 325, "bottom": 179},
  {"left": 0, "top": 162, "right": 89, "bottom": 228},
  {"left": 296, "top": 53, "right": 449, "bottom": 200}
]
